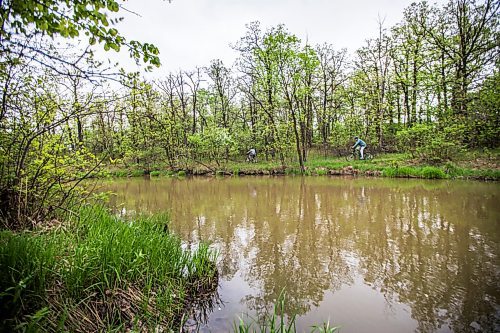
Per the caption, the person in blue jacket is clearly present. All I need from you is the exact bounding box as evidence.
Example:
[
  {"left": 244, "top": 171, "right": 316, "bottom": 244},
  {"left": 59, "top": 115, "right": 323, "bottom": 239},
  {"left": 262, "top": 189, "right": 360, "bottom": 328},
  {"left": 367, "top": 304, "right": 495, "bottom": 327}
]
[{"left": 352, "top": 136, "right": 367, "bottom": 159}]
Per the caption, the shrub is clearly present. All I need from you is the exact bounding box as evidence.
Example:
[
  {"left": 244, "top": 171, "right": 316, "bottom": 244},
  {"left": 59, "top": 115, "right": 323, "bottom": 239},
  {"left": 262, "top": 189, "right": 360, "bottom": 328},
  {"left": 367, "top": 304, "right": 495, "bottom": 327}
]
[
  {"left": 150, "top": 170, "right": 161, "bottom": 177},
  {"left": 396, "top": 123, "right": 466, "bottom": 163}
]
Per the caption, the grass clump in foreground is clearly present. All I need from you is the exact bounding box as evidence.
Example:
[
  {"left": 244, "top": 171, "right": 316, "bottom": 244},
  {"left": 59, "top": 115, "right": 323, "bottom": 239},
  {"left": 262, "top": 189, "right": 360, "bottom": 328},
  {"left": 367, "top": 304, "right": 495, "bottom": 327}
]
[
  {"left": 233, "top": 292, "right": 340, "bottom": 333},
  {"left": 0, "top": 206, "right": 218, "bottom": 332}
]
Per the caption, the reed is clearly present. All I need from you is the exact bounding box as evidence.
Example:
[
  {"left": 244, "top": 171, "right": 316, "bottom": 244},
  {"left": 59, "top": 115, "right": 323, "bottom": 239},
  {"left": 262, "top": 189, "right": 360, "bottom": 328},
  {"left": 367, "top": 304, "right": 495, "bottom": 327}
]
[{"left": 232, "top": 291, "right": 340, "bottom": 333}]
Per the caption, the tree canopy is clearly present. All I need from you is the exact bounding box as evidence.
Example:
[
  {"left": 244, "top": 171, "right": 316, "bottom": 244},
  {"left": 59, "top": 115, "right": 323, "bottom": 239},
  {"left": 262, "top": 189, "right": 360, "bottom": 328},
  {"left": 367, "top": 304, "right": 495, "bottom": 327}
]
[{"left": 0, "top": 0, "right": 160, "bottom": 72}]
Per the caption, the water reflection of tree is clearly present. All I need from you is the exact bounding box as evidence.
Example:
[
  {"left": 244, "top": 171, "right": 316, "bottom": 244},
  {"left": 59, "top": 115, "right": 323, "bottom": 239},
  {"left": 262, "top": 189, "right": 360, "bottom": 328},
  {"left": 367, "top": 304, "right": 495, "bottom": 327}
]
[
  {"left": 356, "top": 187, "right": 499, "bottom": 333},
  {"left": 104, "top": 178, "right": 499, "bottom": 332}
]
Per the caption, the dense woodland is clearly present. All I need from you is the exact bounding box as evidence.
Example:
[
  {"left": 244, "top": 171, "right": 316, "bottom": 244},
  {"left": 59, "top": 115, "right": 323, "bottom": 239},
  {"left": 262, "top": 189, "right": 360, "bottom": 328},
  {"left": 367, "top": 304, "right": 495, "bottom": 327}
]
[{"left": 0, "top": 0, "right": 499, "bottom": 227}]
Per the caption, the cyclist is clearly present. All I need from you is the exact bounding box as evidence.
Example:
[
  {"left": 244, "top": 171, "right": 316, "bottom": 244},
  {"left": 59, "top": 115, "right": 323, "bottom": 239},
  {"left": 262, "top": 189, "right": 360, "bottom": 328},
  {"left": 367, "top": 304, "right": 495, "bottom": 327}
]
[
  {"left": 352, "top": 136, "right": 367, "bottom": 160},
  {"left": 247, "top": 148, "right": 256, "bottom": 162}
]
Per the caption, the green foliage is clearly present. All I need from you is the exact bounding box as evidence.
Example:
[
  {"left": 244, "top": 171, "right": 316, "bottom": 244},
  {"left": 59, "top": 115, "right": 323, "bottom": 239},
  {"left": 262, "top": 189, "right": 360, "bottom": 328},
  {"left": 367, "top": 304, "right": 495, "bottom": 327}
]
[
  {"left": 0, "top": 0, "right": 165, "bottom": 229},
  {"left": 188, "top": 127, "right": 237, "bottom": 166},
  {"left": 329, "top": 118, "right": 364, "bottom": 149},
  {"left": 0, "top": 206, "right": 217, "bottom": 331},
  {"left": 314, "top": 168, "right": 328, "bottom": 176},
  {"left": 383, "top": 166, "right": 420, "bottom": 178},
  {"left": 285, "top": 168, "right": 302, "bottom": 175},
  {"left": 443, "top": 161, "right": 463, "bottom": 177},
  {"left": 396, "top": 123, "right": 466, "bottom": 163},
  {"left": 311, "top": 321, "right": 342, "bottom": 333},
  {"left": 0, "top": 87, "right": 101, "bottom": 228},
  {"left": 150, "top": 170, "right": 161, "bottom": 177},
  {"left": 1, "top": 0, "right": 160, "bottom": 68},
  {"left": 232, "top": 291, "right": 340, "bottom": 333},
  {"left": 233, "top": 291, "right": 297, "bottom": 333},
  {"left": 111, "top": 170, "right": 129, "bottom": 177},
  {"left": 130, "top": 169, "right": 145, "bottom": 177},
  {"left": 470, "top": 169, "right": 500, "bottom": 180},
  {"left": 421, "top": 166, "right": 447, "bottom": 179},
  {"left": 467, "top": 70, "right": 500, "bottom": 147}
]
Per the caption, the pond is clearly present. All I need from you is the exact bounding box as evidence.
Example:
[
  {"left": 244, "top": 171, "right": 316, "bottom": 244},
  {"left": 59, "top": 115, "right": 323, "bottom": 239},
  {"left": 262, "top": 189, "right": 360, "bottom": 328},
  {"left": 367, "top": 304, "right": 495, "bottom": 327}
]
[{"left": 102, "top": 176, "right": 499, "bottom": 333}]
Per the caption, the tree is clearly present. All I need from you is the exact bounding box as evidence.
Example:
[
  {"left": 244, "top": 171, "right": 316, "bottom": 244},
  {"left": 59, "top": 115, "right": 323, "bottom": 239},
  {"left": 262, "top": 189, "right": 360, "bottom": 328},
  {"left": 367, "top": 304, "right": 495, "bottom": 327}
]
[
  {"left": 0, "top": 0, "right": 163, "bottom": 228},
  {"left": 315, "top": 44, "right": 348, "bottom": 148},
  {"left": 354, "top": 20, "right": 392, "bottom": 147},
  {"left": 1, "top": 0, "right": 160, "bottom": 73},
  {"left": 234, "top": 22, "right": 288, "bottom": 166},
  {"left": 421, "top": 0, "right": 499, "bottom": 117}
]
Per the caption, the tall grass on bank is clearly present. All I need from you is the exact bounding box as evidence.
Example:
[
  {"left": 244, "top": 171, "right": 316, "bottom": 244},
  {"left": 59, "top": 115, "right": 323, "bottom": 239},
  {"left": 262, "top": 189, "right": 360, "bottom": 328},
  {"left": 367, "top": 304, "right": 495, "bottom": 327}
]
[{"left": 0, "top": 206, "right": 218, "bottom": 332}]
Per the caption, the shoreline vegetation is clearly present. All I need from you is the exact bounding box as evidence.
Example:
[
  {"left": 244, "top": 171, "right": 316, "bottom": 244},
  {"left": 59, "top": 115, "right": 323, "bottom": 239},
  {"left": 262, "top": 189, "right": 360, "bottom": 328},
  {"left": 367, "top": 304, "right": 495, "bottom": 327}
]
[
  {"left": 0, "top": 206, "right": 219, "bottom": 332},
  {"left": 99, "top": 151, "right": 500, "bottom": 181}
]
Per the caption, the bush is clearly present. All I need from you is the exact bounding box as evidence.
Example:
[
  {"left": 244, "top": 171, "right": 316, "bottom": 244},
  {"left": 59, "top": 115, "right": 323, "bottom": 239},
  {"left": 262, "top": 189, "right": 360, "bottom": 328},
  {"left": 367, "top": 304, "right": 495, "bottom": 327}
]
[
  {"left": 396, "top": 123, "right": 466, "bottom": 163},
  {"left": 328, "top": 118, "right": 364, "bottom": 149},
  {"left": 187, "top": 127, "right": 237, "bottom": 166},
  {"left": 150, "top": 170, "right": 161, "bottom": 177}
]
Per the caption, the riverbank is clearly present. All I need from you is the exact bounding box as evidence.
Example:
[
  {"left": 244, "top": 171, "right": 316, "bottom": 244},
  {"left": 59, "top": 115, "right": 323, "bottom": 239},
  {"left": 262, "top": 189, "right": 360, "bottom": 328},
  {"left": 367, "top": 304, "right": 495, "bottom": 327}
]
[
  {"left": 0, "top": 206, "right": 218, "bottom": 332},
  {"left": 101, "top": 151, "right": 500, "bottom": 181}
]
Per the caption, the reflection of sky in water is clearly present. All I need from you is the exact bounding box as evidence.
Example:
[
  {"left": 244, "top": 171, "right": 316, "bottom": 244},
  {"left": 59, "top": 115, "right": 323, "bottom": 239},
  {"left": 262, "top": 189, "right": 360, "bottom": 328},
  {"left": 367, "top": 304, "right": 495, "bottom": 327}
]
[{"left": 102, "top": 177, "right": 500, "bottom": 333}]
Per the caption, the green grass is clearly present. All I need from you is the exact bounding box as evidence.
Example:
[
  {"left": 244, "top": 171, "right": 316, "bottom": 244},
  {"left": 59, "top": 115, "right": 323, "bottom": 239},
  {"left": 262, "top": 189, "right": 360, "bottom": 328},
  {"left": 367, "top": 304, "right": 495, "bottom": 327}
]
[
  {"left": 382, "top": 166, "right": 421, "bottom": 178},
  {"left": 0, "top": 206, "right": 217, "bottom": 332},
  {"left": 421, "top": 166, "right": 447, "bottom": 179},
  {"left": 285, "top": 167, "right": 302, "bottom": 175},
  {"left": 129, "top": 169, "right": 145, "bottom": 177},
  {"left": 100, "top": 150, "right": 498, "bottom": 181}
]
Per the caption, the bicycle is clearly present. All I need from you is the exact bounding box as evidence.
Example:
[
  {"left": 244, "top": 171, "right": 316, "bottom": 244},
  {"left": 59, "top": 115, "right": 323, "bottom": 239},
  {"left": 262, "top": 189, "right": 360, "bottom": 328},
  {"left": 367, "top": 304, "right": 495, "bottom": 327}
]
[{"left": 345, "top": 149, "right": 373, "bottom": 161}]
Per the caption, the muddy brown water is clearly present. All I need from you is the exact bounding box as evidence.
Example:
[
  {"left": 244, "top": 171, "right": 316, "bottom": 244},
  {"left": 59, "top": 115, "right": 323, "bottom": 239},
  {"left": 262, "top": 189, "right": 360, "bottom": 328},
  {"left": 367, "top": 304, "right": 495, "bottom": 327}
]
[{"left": 101, "top": 176, "right": 499, "bottom": 333}]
